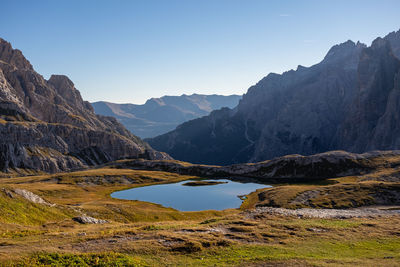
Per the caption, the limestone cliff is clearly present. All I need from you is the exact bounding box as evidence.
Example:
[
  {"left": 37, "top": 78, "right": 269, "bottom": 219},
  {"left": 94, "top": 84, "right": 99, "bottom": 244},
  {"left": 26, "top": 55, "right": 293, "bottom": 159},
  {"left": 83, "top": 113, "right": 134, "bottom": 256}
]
[
  {"left": 0, "top": 38, "right": 170, "bottom": 173},
  {"left": 148, "top": 30, "right": 400, "bottom": 165}
]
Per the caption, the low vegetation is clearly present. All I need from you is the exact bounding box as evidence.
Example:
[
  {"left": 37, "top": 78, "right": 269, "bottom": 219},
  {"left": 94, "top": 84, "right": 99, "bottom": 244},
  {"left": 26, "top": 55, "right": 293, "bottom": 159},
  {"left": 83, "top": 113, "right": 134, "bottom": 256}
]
[
  {"left": 244, "top": 167, "right": 400, "bottom": 209},
  {"left": 0, "top": 164, "right": 398, "bottom": 266}
]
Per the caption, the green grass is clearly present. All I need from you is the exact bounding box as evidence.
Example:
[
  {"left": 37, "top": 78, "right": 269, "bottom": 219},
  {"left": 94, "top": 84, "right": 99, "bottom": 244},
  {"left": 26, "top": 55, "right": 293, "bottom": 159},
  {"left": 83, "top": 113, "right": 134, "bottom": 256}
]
[
  {"left": 0, "top": 169, "right": 230, "bottom": 224},
  {"left": 21, "top": 237, "right": 398, "bottom": 266},
  {"left": 0, "top": 191, "right": 70, "bottom": 225},
  {"left": 298, "top": 218, "right": 362, "bottom": 229},
  {"left": 143, "top": 238, "right": 400, "bottom": 266},
  {"left": 0, "top": 167, "right": 399, "bottom": 266},
  {"left": 21, "top": 252, "right": 144, "bottom": 267},
  {"left": 7, "top": 237, "right": 398, "bottom": 267},
  {"left": 247, "top": 181, "right": 400, "bottom": 209}
]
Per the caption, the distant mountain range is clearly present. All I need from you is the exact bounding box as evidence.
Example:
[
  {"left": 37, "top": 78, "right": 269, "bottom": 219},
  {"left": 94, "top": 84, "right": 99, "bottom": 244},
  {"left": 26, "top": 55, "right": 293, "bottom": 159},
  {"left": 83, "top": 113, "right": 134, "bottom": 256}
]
[
  {"left": 92, "top": 94, "right": 241, "bottom": 138},
  {"left": 148, "top": 29, "right": 400, "bottom": 165},
  {"left": 0, "top": 38, "right": 169, "bottom": 173}
]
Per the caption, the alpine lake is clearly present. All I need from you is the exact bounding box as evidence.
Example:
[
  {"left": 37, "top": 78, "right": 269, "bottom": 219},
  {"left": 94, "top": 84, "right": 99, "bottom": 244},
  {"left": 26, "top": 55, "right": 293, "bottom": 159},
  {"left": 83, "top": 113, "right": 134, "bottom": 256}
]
[{"left": 111, "top": 179, "right": 271, "bottom": 211}]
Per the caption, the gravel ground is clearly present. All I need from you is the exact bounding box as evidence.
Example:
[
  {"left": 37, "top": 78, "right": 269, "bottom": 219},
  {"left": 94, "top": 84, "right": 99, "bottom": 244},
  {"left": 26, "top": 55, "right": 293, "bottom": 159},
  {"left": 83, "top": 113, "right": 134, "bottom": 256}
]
[{"left": 248, "top": 206, "right": 400, "bottom": 219}]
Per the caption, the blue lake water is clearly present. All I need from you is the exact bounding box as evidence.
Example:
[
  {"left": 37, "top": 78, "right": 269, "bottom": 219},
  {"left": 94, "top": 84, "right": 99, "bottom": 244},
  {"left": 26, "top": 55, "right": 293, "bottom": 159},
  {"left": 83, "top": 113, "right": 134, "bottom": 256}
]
[{"left": 111, "top": 179, "right": 270, "bottom": 211}]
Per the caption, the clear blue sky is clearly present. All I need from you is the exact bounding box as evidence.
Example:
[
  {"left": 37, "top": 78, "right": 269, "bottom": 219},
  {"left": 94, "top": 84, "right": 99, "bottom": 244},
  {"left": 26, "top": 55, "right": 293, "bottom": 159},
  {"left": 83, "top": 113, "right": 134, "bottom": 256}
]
[{"left": 1, "top": 0, "right": 399, "bottom": 104}]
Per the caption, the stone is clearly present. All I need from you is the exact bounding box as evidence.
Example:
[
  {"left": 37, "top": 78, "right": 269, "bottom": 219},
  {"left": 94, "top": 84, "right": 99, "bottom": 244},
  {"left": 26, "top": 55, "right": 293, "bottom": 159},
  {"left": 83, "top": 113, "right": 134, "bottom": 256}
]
[
  {"left": 12, "top": 188, "right": 54, "bottom": 206},
  {"left": 73, "top": 216, "right": 108, "bottom": 224}
]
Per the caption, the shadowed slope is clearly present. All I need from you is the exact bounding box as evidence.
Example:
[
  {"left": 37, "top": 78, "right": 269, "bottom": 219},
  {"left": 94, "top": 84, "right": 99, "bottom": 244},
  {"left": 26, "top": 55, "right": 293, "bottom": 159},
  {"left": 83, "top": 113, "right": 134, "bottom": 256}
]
[{"left": 148, "top": 30, "right": 400, "bottom": 165}]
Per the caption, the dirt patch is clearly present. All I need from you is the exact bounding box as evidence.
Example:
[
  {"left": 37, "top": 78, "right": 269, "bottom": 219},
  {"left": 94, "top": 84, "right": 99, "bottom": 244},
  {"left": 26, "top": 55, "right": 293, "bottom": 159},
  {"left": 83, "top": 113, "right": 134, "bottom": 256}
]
[{"left": 247, "top": 206, "right": 400, "bottom": 219}]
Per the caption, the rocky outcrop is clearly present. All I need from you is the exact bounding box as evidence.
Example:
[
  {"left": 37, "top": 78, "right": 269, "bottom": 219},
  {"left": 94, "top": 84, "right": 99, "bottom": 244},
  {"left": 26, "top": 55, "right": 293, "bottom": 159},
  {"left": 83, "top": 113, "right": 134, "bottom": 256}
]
[
  {"left": 0, "top": 41, "right": 32, "bottom": 70},
  {"left": 0, "top": 144, "right": 85, "bottom": 173},
  {"left": 148, "top": 29, "right": 400, "bottom": 165},
  {"left": 12, "top": 188, "right": 54, "bottom": 206},
  {"left": 0, "top": 38, "right": 170, "bottom": 173},
  {"left": 73, "top": 215, "right": 108, "bottom": 224},
  {"left": 92, "top": 94, "right": 241, "bottom": 138},
  {"left": 107, "top": 150, "right": 400, "bottom": 182}
]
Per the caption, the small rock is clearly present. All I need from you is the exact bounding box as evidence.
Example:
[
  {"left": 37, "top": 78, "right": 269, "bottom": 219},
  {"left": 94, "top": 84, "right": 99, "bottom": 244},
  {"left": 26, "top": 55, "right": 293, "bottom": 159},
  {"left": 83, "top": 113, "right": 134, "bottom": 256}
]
[
  {"left": 73, "top": 215, "right": 108, "bottom": 224},
  {"left": 1, "top": 188, "right": 14, "bottom": 198},
  {"left": 12, "top": 188, "right": 55, "bottom": 206},
  {"left": 306, "top": 228, "right": 326, "bottom": 232}
]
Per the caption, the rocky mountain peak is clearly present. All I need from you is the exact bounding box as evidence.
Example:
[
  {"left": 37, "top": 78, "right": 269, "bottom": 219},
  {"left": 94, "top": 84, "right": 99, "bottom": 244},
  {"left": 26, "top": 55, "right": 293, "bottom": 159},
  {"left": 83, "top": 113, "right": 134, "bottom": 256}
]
[
  {"left": 296, "top": 65, "right": 307, "bottom": 71},
  {"left": 324, "top": 40, "right": 355, "bottom": 57},
  {"left": 0, "top": 38, "right": 170, "bottom": 173},
  {"left": 145, "top": 97, "right": 165, "bottom": 107},
  {"left": 148, "top": 30, "right": 400, "bottom": 165},
  {"left": 48, "top": 74, "right": 75, "bottom": 90},
  {"left": 47, "top": 74, "right": 87, "bottom": 111},
  {"left": 384, "top": 28, "right": 400, "bottom": 47},
  {"left": 323, "top": 40, "right": 366, "bottom": 65},
  {"left": 0, "top": 38, "right": 33, "bottom": 70},
  {"left": 383, "top": 29, "right": 400, "bottom": 59},
  {"left": 359, "top": 37, "right": 397, "bottom": 72},
  {"left": 370, "top": 37, "right": 390, "bottom": 49},
  {"left": 337, "top": 33, "right": 400, "bottom": 153}
]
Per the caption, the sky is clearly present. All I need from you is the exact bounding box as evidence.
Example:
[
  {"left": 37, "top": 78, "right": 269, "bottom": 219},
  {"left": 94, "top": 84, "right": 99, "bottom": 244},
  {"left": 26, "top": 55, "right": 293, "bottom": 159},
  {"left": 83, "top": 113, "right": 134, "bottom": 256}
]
[{"left": 1, "top": 0, "right": 400, "bottom": 104}]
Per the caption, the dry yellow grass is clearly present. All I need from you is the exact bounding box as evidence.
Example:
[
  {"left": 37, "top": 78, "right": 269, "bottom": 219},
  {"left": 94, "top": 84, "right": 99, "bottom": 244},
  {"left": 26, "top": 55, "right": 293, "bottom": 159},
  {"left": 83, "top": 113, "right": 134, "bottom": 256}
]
[{"left": 0, "top": 166, "right": 399, "bottom": 266}]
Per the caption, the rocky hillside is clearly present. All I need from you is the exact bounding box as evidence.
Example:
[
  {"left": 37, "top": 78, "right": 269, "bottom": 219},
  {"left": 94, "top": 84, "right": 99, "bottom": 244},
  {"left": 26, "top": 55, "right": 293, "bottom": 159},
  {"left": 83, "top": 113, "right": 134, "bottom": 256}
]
[
  {"left": 0, "top": 38, "right": 170, "bottom": 173},
  {"left": 107, "top": 150, "right": 400, "bottom": 182},
  {"left": 92, "top": 94, "right": 241, "bottom": 138},
  {"left": 148, "top": 30, "right": 400, "bottom": 165}
]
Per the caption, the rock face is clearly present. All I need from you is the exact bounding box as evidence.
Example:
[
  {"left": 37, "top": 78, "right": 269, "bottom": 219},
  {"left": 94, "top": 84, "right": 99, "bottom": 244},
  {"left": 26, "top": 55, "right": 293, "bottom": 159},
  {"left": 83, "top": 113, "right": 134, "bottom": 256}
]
[
  {"left": 148, "top": 30, "right": 400, "bottom": 165},
  {"left": 0, "top": 38, "right": 170, "bottom": 173},
  {"left": 92, "top": 94, "right": 241, "bottom": 138},
  {"left": 337, "top": 37, "right": 400, "bottom": 152}
]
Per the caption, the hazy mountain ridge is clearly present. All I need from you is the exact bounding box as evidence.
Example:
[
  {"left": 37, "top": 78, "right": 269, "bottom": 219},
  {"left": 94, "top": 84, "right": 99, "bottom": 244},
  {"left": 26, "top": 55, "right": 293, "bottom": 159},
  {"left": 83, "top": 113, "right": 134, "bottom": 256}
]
[
  {"left": 148, "top": 29, "right": 400, "bottom": 165},
  {"left": 92, "top": 94, "right": 241, "bottom": 138},
  {"left": 0, "top": 38, "right": 170, "bottom": 173}
]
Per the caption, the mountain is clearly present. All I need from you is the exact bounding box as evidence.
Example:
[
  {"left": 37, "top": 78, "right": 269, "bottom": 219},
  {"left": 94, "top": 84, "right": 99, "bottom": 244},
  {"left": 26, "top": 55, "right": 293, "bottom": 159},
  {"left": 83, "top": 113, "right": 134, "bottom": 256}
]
[
  {"left": 0, "top": 38, "right": 170, "bottom": 173},
  {"left": 148, "top": 30, "right": 400, "bottom": 165},
  {"left": 337, "top": 36, "right": 400, "bottom": 151},
  {"left": 91, "top": 94, "right": 241, "bottom": 138}
]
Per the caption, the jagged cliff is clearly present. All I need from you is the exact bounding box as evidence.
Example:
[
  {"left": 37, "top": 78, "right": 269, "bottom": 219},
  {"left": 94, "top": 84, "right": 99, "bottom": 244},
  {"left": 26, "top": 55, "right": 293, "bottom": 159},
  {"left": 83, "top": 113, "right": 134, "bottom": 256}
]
[
  {"left": 0, "top": 38, "right": 170, "bottom": 173},
  {"left": 148, "top": 30, "right": 400, "bottom": 165},
  {"left": 337, "top": 37, "right": 400, "bottom": 151}
]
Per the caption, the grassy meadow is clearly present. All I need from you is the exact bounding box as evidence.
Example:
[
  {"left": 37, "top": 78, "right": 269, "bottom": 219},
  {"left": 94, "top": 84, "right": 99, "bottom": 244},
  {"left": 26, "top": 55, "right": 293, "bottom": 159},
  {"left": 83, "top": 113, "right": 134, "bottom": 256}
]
[{"left": 0, "top": 166, "right": 398, "bottom": 266}]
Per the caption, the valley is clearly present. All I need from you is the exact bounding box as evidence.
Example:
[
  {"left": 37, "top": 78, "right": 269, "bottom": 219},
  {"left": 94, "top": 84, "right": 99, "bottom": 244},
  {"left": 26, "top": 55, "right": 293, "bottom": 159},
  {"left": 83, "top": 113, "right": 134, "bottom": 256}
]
[
  {"left": 0, "top": 150, "right": 399, "bottom": 266},
  {"left": 92, "top": 94, "right": 241, "bottom": 138},
  {"left": 0, "top": 5, "right": 399, "bottom": 266}
]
